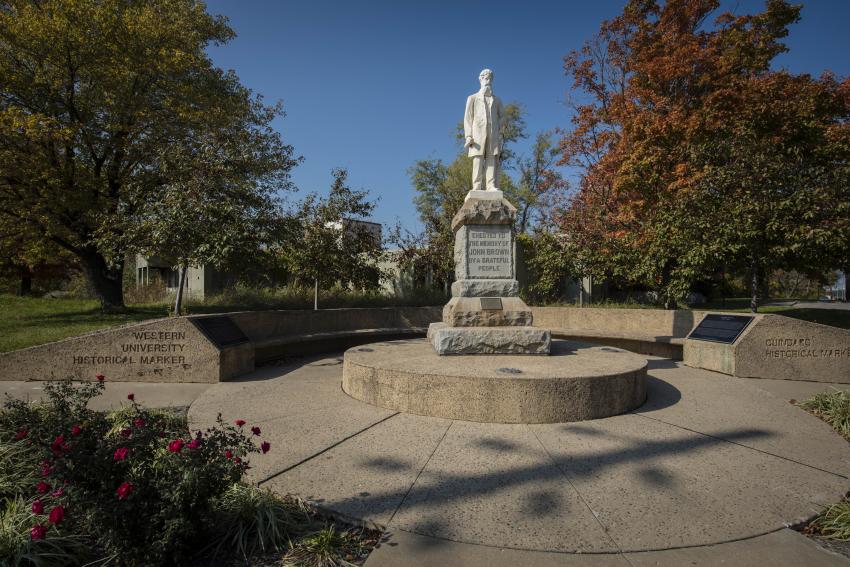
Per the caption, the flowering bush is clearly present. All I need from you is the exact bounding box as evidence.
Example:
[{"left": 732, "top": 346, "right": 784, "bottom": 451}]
[{"left": 0, "top": 377, "right": 271, "bottom": 566}]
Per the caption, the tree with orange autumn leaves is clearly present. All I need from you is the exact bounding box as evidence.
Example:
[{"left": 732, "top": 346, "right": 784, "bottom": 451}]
[{"left": 557, "top": 0, "right": 849, "bottom": 310}]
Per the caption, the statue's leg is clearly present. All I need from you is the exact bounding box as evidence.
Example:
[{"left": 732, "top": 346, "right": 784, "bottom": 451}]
[
  {"left": 471, "top": 156, "right": 484, "bottom": 191},
  {"left": 485, "top": 154, "right": 498, "bottom": 190}
]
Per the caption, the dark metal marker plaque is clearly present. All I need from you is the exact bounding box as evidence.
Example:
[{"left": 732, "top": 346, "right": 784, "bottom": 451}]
[
  {"left": 480, "top": 297, "right": 503, "bottom": 310},
  {"left": 687, "top": 314, "right": 754, "bottom": 344},
  {"left": 191, "top": 316, "right": 249, "bottom": 348}
]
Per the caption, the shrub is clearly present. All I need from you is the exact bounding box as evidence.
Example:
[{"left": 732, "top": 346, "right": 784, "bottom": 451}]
[
  {"left": 0, "top": 496, "right": 89, "bottom": 567},
  {"left": 209, "top": 483, "right": 304, "bottom": 562},
  {"left": 1, "top": 378, "right": 271, "bottom": 566},
  {"left": 282, "top": 525, "right": 370, "bottom": 567},
  {"left": 807, "top": 499, "right": 850, "bottom": 541},
  {"left": 798, "top": 389, "right": 850, "bottom": 439}
]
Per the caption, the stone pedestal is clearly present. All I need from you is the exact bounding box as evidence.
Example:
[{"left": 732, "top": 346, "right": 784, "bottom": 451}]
[{"left": 429, "top": 193, "right": 551, "bottom": 355}]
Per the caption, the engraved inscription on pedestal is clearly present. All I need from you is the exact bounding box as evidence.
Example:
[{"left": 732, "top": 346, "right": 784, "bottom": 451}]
[{"left": 466, "top": 224, "right": 512, "bottom": 279}]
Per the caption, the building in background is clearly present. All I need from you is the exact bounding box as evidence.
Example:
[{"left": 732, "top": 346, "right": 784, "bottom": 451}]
[
  {"left": 823, "top": 270, "right": 847, "bottom": 301},
  {"left": 135, "top": 255, "right": 227, "bottom": 300}
]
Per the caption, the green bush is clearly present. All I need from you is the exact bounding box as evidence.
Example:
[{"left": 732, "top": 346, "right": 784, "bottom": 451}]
[{"left": 1, "top": 378, "right": 271, "bottom": 566}]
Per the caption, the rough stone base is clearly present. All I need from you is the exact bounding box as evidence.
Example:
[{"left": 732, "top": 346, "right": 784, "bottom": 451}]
[
  {"left": 451, "top": 279, "right": 519, "bottom": 297},
  {"left": 428, "top": 322, "right": 550, "bottom": 355},
  {"left": 442, "top": 296, "right": 532, "bottom": 327}
]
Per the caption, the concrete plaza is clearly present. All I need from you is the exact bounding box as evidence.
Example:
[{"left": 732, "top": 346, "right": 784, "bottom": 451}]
[{"left": 5, "top": 339, "right": 850, "bottom": 565}]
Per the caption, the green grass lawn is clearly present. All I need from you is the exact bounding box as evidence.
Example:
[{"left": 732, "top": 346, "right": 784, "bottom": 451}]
[{"left": 0, "top": 295, "right": 169, "bottom": 353}]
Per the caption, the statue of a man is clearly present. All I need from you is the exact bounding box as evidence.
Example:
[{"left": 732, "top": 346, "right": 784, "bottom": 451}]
[{"left": 464, "top": 68, "right": 503, "bottom": 192}]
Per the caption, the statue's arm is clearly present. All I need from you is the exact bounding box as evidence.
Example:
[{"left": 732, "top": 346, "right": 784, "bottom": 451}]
[{"left": 463, "top": 96, "right": 474, "bottom": 147}]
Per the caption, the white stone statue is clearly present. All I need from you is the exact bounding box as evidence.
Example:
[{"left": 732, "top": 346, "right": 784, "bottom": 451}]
[{"left": 464, "top": 68, "right": 503, "bottom": 193}]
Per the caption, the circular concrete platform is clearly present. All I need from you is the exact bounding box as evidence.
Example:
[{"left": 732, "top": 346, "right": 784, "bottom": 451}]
[{"left": 342, "top": 339, "right": 647, "bottom": 423}]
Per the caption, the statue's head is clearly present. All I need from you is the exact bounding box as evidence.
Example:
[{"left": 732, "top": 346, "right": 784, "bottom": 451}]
[{"left": 479, "top": 69, "right": 493, "bottom": 93}]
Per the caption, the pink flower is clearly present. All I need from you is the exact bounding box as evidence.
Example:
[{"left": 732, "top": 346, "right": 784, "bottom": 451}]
[
  {"left": 167, "top": 439, "right": 184, "bottom": 453},
  {"left": 116, "top": 481, "right": 134, "bottom": 500},
  {"left": 96, "top": 374, "right": 105, "bottom": 382},
  {"left": 36, "top": 482, "right": 50, "bottom": 494},
  {"left": 261, "top": 441, "right": 270, "bottom": 454},
  {"left": 48, "top": 505, "right": 65, "bottom": 525},
  {"left": 30, "top": 524, "right": 47, "bottom": 541},
  {"left": 70, "top": 424, "right": 81, "bottom": 436},
  {"left": 14, "top": 428, "right": 27, "bottom": 441},
  {"left": 224, "top": 450, "right": 233, "bottom": 460},
  {"left": 133, "top": 418, "right": 146, "bottom": 428},
  {"left": 251, "top": 426, "right": 261, "bottom": 436},
  {"left": 50, "top": 487, "right": 64, "bottom": 498},
  {"left": 32, "top": 500, "right": 44, "bottom": 515},
  {"left": 234, "top": 419, "right": 246, "bottom": 427},
  {"left": 187, "top": 438, "right": 202, "bottom": 450},
  {"left": 113, "top": 447, "right": 129, "bottom": 461},
  {"left": 127, "top": 393, "right": 134, "bottom": 401}
]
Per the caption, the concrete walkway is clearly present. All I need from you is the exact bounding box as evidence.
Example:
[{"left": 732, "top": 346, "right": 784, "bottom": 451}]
[{"left": 184, "top": 340, "right": 850, "bottom": 566}]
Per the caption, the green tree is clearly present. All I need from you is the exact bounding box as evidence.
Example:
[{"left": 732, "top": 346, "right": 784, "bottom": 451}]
[
  {"left": 0, "top": 0, "right": 298, "bottom": 311},
  {"left": 283, "top": 169, "right": 386, "bottom": 308},
  {"left": 515, "top": 131, "right": 567, "bottom": 234}
]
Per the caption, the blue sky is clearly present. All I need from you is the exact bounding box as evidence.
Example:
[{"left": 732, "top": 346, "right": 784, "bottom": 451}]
[{"left": 204, "top": 0, "right": 850, "bottom": 232}]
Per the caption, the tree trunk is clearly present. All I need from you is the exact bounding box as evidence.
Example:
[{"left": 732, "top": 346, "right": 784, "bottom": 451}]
[
  {"left": 18, "top": 265, "right": 32, "bottom": 296},
  {"left": 661, "top": 261, "right": 678, "bottom": 310},
  {"left": 173, "top": 264, "right": 188, "bottom": 316},
  {"left": 78, "top": 248, "right": 125, "bottom": 312},
  {"left": 750, "top": 260, "right": 760, "bottom": 313},
  {"left": 314, "top": 278, "right": 318, "bottom": 311}
]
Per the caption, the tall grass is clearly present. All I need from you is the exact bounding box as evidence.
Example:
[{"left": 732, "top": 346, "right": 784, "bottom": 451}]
[
  {"left": 210, "top": 483, "right": 304, "bottom": 562},
  {"left": 189, "top": 284, "right": 447, "bottom": 313},
  {"left": 798, "top": 389, "right": 850, "bottom": 439}
]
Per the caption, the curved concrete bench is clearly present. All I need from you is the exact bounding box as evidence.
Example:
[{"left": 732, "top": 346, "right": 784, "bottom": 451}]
[
  {"left": 251, "top": 327, "right": 426, "bottom": 363},
  {"left": 531, "top": 306, "right": 704, "bottom": 360},
  {"left": 226, "top": 307, "right": 439, "bottom": 363}
]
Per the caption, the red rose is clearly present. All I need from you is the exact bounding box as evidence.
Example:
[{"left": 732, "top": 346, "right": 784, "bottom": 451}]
[
  {"left": 32, "top": 500, "right": 44, "bottom": 515},
  {"left": 187, "top": 438, "right": 202, "bottom": 450},
  {"left": 30, "top": 524, "right": 47, "bottom": 541},
  {"left": 120, "top": 428, "right": 132, "bottom": 438},
  {"left": 133, "top": 418, "right": 145, "bottom": 428},
  {"left": 234, "top": 419, "right": 246, "bottom": 427},
  {"left": 36, "top": 482, "right": 50, "bottom": 494},
  {"left": 96, "top": 374, "right": 105, "bottom": 382},
  {"left": 167, "top": 439, "right": 184, "bottom": 453},
  {"left": 113, "top": 447, "right": 129, "bottom": 461},
  {"left": 224, "top": 450, "right": 232, "bottom": 460},
  {"left": 116, "top": 482, "right": 134, "bottom": 500},
  {"left": 127, "top": 393, "right": 134, "bottom": 401},
  {"left": 251, "top": 426, "right": 261, "bottom": 436},
  {"left": 40, "top": 463, "right": 51, "bottom": 477},
  {"left": 50, "top": 486, "right": 64, "bottom": 498},
  {"left": 234, "top": 456, "right": 241, "bottom": 464},
  {"left": 70, "top": 424, "right": 81, "bottom": 436},
  {"left": 50, "top": 435, "right": 65, "bottom": 453},
  {"left": 14, "top": 428, "right": 27, "bottom": 441},
  {"left": 261, "top": 441, "right": 270, "bottom": 454},
  {"left": 48, "top": 505, "right": 65, "bottom": 525}
]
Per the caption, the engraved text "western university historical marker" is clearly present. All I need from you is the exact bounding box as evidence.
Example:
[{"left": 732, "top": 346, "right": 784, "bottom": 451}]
[{"left": 467, "top": 225, "right": 511, "bottom": 279}]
